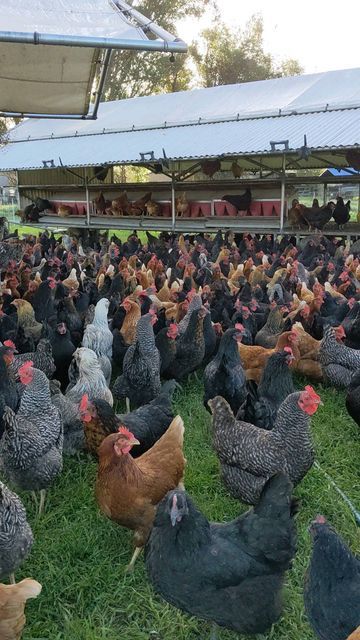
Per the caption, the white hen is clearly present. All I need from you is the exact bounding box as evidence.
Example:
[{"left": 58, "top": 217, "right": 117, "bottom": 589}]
[{"left": 66, "top": 347, "right": 113, "bottom": 407}]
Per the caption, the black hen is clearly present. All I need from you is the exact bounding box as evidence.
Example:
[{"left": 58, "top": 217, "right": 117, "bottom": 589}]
[
  {"left": 333, "top": 196, "right": 351, "bottom": 229},
  {"left": 203, "top": 326, "right": 247, "bottom": 414},
  {"left": 242, "top": 348, "right": 295, "bottom": 430},
  {"left": 145, "top": 473, "right": 298, "bottom": 636},
  {"left": 304, "top": 516, "right": 360, "bottom": 640},
  {"left": 118, "top": 380, "right": 177, "bottom": 456},
  {"left": 50, "top": 323, "right": 76, "bottom": 391},
  {"left": 222, "top": 189, "right": 252, "bottom": 212},
  {"left": 345, "top": 369, "right": 360, "bottom": 428}
]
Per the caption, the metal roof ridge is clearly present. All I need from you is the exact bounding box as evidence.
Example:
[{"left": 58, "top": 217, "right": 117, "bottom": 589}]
[{"left": 6, "top": 104, "right": 360, "bottom": 145}]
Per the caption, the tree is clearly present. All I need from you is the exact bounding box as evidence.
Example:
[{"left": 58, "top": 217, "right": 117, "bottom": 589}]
[
  {"left": 0, "top": 119, "right": 6, "bottom": 140},
  {"left": 105, "top": 0, "right": 209, "bottom": 100},
  {"left": 192, "top": 15, "right": 303, "bottom": 87},
  {"left": 276, "top": 58, "right": 304, "bottom": 78}
]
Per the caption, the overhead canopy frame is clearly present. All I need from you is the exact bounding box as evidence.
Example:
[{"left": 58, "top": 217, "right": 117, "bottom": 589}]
[{"left": 0, "top": 0, "right": 187, "bottom": 120}]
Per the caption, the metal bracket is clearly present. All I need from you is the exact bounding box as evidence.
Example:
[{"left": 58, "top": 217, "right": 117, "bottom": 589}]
[
  {"left": 139, "top": 151, "right": 155, "bottom": 161},
  {"left": 270, "top": 140, "right": 289, "bottom": 152},
  {"left": 42, "top": 159, "right": 55, "bottom": 168}
]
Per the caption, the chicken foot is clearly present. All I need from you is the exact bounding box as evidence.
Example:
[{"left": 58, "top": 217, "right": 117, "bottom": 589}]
[{"left": 125, "top": 546, "right": 142, "bottom": 574}]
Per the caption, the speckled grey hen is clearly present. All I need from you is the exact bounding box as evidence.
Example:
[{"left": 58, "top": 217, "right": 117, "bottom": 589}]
[
  {"left": 209, "top": 387, "right": 320, "bottom": 504},
  {"left": 320, "top": 324, "right": 360, "bottom": 388},
  {"left": 0, "top": 481, "right": 33, "bottom": 581},
  {"left": 0, "top": 362, "right": 63, "bottom": 497},
  {"left": 165, "top": 307, "right": 207, "bottom": 382},
  {"left": 11, "top": 339, "right": 56, "bottom": 379},
  {"left": 113, "top": 312, "right": 161, "bottom": 408}
]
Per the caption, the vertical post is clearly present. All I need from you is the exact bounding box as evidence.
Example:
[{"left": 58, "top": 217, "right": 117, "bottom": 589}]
[
  {"left": 85, "top": 169, "right": 90, "bottom": 228},
  {"left": 14, "top": 170, "right": 20, "bottom": 224},
  {"left": 358, "top": 181, "right": 360, "bottom": 219},
  {"left": 323, "top": 182, "right": 328, "bottom": 206},
  {"left": 280, "top": 154, "right": 286, "bottom": 232},
  {"left": 171, "top": 173, "right": 176, "bottom": 231}
]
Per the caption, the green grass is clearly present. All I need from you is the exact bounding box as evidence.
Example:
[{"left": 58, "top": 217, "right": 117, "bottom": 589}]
[{"left": 6, "top": 377, "right": 358, "bottom": 640}]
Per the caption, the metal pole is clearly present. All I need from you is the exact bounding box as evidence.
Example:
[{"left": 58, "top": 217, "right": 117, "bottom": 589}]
[
  {"left": 85, "top": 170, "right": 90, "bottom": 228},
  {"left": 90, "top": 49, "right": 112, "bottom": 119},
  {"left": 323, "top": 182, "right": 328, "bottom": 206},
  {"left": 358, "top": 181, "right": 360, "bottom": 218},
  {"left": 171, "top": 174, "right": 176, "bottom": 231},
  {"left": 280, "top": 154, "right": 286, "bottom": 232},
  {"left": 0, "top": 31, "right": 188, "bottom": 53}
]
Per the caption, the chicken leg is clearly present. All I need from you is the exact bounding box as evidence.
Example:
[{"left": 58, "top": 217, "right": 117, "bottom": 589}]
[
  {"left": 125, "top": 546, "right": 142, "bottom": 574},
  {"left": 210, "top": 623, "right": 218, "bottom": 640},
  {"left": 126, "top": 397, "right": 131, "bottom": 413},
  {"left": 38, "top": 489, "right": 46, "bottom": 515},
  {"left": 9, "top": 573, "right": 15, "bottom": 584}
]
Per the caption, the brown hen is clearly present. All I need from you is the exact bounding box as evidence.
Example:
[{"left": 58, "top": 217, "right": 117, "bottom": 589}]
[{"left": 96, "top": 415, "right": 185, "bottom": 571}]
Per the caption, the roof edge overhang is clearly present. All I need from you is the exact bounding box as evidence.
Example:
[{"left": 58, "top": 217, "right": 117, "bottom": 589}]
[{"left": 3, "top": 146, "right": 360, "bottom": 174}]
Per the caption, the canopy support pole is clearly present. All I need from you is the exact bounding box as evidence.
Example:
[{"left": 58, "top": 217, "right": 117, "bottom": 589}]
[
  {"left": 171, "top": 174, "right": 176, "bottom": 231},
  {"left": 85, "top": 171, "right": 90, "bottom": 227},
  {"left": 90, "top": 49, "right": 112, "bottom": 119},
  {"left": 280, "top": 154, "right": 286, "bottom": 231}
]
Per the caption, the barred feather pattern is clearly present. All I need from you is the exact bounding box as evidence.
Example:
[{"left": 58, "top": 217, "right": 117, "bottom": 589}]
[
  {"left": 211, "top": 392, "right": 315, "bottom": 504},
  {"left": 178, "top": 294, "right": 202, "bottom": 335},
  {"left": 115, "top": 314, "right": 161, "bottom": 406},
  {"left": 11, "top": 339, "right": 56, "bottom": 379},
  {"left": 0, "top": 481, "right": 33, "bottom": 578},
  {"left": 0, "top": 369, "right": 63, "bottom": 491},
  {"left": 319, "top": 325, "right": 360, "bottom": 387}
]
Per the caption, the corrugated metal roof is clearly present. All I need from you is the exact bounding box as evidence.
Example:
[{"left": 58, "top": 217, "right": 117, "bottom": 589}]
[
  {"left": 1, "top": 70, "right": 360, "bottom": 171},
  {"left": 0, "top": 108, "right": 359, "bottom": 171},
  {"left": 8, "top": 67, "right": 360, "bottom": 142}
]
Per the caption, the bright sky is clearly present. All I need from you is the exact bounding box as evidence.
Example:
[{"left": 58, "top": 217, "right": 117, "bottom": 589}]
[{"left": 178, "top": 0, "right": 360, "bottom": 74}]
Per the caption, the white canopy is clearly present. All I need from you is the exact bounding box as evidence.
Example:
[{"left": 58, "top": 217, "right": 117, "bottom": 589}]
[{"left": 0, "top": 0, "right": 187, "bottom": 118}]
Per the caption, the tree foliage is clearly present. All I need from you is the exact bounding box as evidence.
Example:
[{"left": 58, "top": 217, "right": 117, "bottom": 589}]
[
  {"left": 105, "top": 0, "right": 210, "bottom": 100},
  {"left": 192, "top": 15, "right": 304, "bottom": 87}
]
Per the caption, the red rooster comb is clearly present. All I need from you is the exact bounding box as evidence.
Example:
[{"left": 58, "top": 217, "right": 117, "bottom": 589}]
[
  {"left": 314, "top": 514, "right": 327, "bottom": 524},
  {"left": 118, "top": 426, "right": 135, "bottom": 439},
  {"left": 18, "top": 360, "right": 34, "bottom": 385},
  {"left": 284, "top": 346, "right": 293, "bottom": 355},
  {"left": 4, "top": 340, "right": 16, "bottom": 350},
  {"left": 79, "top": 394, "right": 92, "bottom": 422},
  {"left": 79, "top": 394, "right": 89, "bottom": 414},
  {"left": 235, "top": 323, "right": 244, "bottom": 332},
  {"left": 304, "top": 385, "right": 320, "bottom": 401}
]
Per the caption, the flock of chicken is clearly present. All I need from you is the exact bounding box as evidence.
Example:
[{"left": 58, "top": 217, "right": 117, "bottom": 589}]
[{"left": 0, "top": 227, "right": 359, "bottom": 639}]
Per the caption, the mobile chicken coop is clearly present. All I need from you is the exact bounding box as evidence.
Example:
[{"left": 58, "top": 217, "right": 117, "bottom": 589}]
[{"left": 1, "top": 68, "right": 360, "bottom": 237}]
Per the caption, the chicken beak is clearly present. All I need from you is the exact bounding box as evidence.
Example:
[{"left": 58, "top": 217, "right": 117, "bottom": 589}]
[
  {"left": 170, "top": 504, "right": 181, "bottom": 527},
  {"left": 129, "top": 438, "right": 140, "bottom": 447}
]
